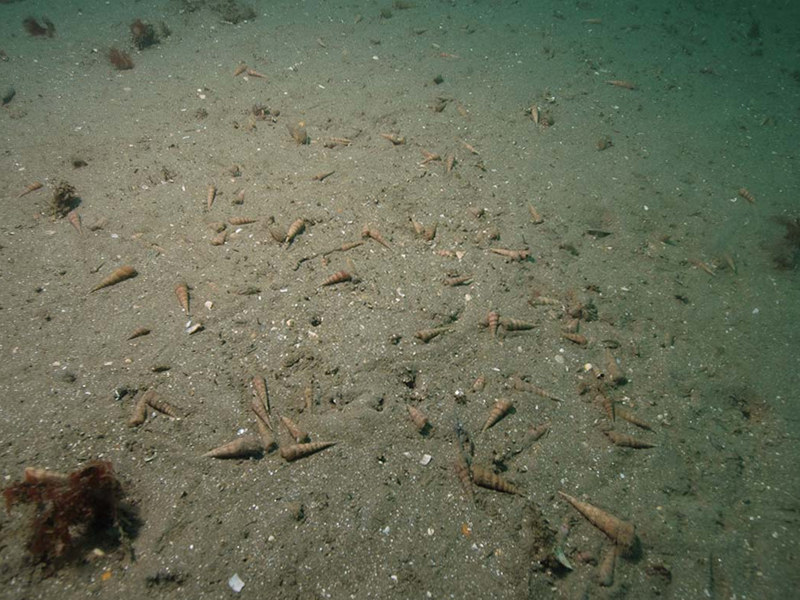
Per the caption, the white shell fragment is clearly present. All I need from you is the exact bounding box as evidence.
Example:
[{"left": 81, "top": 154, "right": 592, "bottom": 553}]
[
  {"left": 228, "top": 573, "right": 244, "bottom": 593},
  {"left": 185, "top": 322, "right": 204, "bottom": 335}
]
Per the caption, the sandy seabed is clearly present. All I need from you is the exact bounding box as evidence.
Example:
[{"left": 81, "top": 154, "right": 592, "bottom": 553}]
[{"left": 1, "top": 1, "right": 799, "bottom": 598}]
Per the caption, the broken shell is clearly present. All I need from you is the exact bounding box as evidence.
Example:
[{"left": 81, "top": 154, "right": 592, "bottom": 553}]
[
  {"left": 206, "top": 185, "right": 217, "bottom": 210},
  {"left": 254, "top": 417, "right": 277, "bottom": 451},
  {"left": 127, "top": 326, "right": 151, "bottom": 340},
  {"left": 529, "top": 104, "right": 540, "bottom": 124},
  {"left": 24, "top": 467, "right": 67, "bottom": 485},
  {"left": 528, "top": 204, "right": 544, "bottom": 224},
  {"left": 407, "top": 405, "right": 431, "bottom": 433},
  {"left": 442, "top": 274, "right": 473, "bottom": 287},
  {"left": 67, "top": 210, "right": 82, "bottom": 235},
  {"left": 186, "top": 322, "right": 204, "bottom": 335},
  {"left": 229, "top": 216, "right": 258, "bottom": 225},
  {"left": 361, "top": 225, "right": 391, "bottom": 249},
  {"left": 17, "top": 182, "right": 43, "bottom": 198},
  {"left": 453, "top": 454, "right": 474, "bottom": 503},
  {"left": 563, "top": 332, "right": 588, "bottom": 346},
  {"left": 563, "top": 318, "right": 580, "bottom": 334},
  {"left": 269, "top": 225, "right": 287, "bottom": 243},
  {"left": 604, "top": 349, "right": 627, "bottom": 385},
  {"left": 144, "top": 390, "right": 180, "bottom": 418},
  {"left": 738, "top": 187, "right": 756, "bottom": 204},
  {"left": 127, "top": 396, "right": 148, "bottom": 427},
  {"left": 380, "top": 132, "right": 405, "bottom": 145},
  {"left": 288, "top": 122, "right": 310, "bottom": 144},
  {"left": 484, "top": 311, "right": 500, "bottom": 337},
  {"left": 489, "top": 247, "right": 530, "bottom": 261},
  {"left": 415, "top": 327, "right": 449, "bottom": 343},
  {"left": 597, "top": 545, "right": 617, "bottom": 587}
]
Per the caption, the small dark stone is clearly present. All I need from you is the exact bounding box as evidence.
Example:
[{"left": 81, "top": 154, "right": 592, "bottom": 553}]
[{"left": 2, "top": 86, "right": 15, "bottom": 105}]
